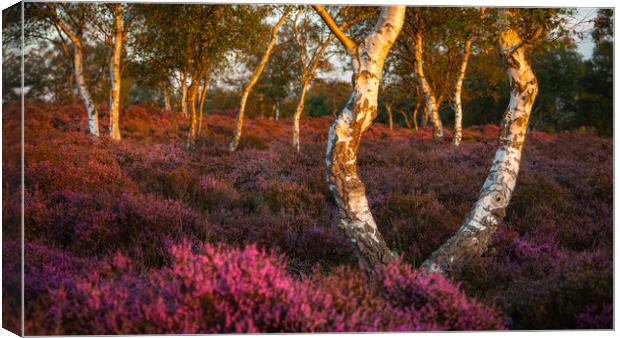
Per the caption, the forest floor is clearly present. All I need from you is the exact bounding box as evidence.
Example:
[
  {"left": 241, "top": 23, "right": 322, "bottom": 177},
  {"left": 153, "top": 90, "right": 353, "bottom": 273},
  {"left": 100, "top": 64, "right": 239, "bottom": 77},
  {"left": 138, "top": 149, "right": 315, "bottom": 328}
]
[{"left": 2, "top": 102, "right": 613, "bottom": 333}]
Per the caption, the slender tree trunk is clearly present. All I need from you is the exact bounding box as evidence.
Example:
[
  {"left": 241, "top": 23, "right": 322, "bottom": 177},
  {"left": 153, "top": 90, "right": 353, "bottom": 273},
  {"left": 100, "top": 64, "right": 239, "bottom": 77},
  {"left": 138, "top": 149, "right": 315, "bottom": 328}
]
[
  {"left": 73, "top": 44, "right": 99, "bottom": 136},
  {"left": 274, "top": 103, "right": 279, "bottom": 121},
  {"left": 412, "top": 96, "right": 420, "bottom": 131},
  {"left": 453, "top": 38, "right": 472, "bottom": 146},
  {"left": 422, "top": 9, "right": 539, "bottom": 275},
  {"left": 414, "top": 30, "right": 443, "bottom": 139},
  {"left": 109, "top": 4, "right": 122, "bottom": 141},
  {"left": 198, "top": 76, "right": 209, "bottom": 135},
  {"left": 229, "top": 9, "right": 291, "bottom": 151},
  {"left": 187, "top": 80, "right": 199, "bottom": 149},
  {"left": 317, "top": 6, "right": 405, "bottom": 271},
  {"left": 292, "top": 81, "right": 309, "bottom": 152},
  {"left": 180, "top": 70, "right": 188, "bottom": 117},
  {"left": 398, "top": 109, "right": 411, "bottom": 129},
  {"left": 164, "top": 87, "right": 172, "bottom": 112},
  {"left": 385, "top": 103, "right": 393, "bottom": 130}
]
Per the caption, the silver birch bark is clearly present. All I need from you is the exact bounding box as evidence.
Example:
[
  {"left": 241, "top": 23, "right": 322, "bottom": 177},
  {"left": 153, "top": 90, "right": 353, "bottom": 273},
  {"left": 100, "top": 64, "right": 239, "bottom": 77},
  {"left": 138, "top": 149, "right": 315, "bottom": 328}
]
[
  {"left": 229, "top": 9, "right": 291, "bottom": 152},
  {"left": 453, "top": 38, "right": 472, "bottom": 146},
  {"left": 414, "top": 30, "right": 443, "bottom": 139},
  {"left": 54, "top": 21, "right": 99, "bottom": 136},
  {"left": 109, "top": 4, "right": 122, "bottom": 141},
  {"left": 422, "top": 9, "right": 539, "bottom": 275},
  {"left": 315, "top": 5, "right": 405, "bottom": 270}
]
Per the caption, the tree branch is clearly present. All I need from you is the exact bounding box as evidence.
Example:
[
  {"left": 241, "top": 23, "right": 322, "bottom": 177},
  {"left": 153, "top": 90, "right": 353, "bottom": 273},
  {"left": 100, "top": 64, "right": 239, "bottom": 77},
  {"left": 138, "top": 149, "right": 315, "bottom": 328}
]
[{"left": 312, "top": 5, "right": 356, "bottom": 54}]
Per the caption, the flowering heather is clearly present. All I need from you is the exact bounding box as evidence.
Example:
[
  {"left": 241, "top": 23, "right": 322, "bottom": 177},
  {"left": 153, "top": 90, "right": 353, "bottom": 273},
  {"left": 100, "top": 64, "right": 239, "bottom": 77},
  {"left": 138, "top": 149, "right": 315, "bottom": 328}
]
[{"left": 2, "top": 103, "right": 612, "bottom": 333}]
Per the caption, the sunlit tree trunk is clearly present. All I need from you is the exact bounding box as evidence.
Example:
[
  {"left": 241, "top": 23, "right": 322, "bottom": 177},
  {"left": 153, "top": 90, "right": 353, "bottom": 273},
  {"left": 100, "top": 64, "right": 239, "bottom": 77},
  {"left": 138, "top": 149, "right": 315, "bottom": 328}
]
[
  {"left": 412, "top": 92, "right": 421, "bottom": 131},
  {"left": 398, "top": 109, "right": 411, "bottom": 129},
  {"left": 292, "top": 83, "right": 309, "bottom": 152},
  {"left": 180, "top": 70, "right": 188, "bottom": 117},
  {"left": 108, "top": 4, "right": 122, "bottom": 141},
  {"left": 414, "top": 30, "right": 443, "bottom": 139},
  {"left": 187, "top": 79, "right": 199, "bottom": 148},
  {"left": 163, "top": 87, "right": 172, "bottom": 112},
  {"left": 273, "top": 103, "right": 279, "bottom": 121},
  {"left": 229, "top": 9, "right": 291, "bottom": 151},
  {"left": 198, "top": 75, "right": 209, "bottom": 135},
  {"left": 315, "top": 5, "right": 405, "bottom": 270},
  {"left": 422, "top": 9, "right": 539, "bottom": 275},
  {"left": 385, "top": 103, "right": 393, "bottom": 130},
  {"left": 453, "top": 38, "right": 472, "bottom": 146}
]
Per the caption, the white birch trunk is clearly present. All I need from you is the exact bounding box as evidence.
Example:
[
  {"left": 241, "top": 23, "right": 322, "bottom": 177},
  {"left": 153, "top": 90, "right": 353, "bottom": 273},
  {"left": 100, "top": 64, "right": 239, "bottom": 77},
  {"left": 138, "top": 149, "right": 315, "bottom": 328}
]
[
  {"left": 453, "top": 38, "right": 472, "bottom": 146},
  {"left": 422, "top": 10, "right": 539, "bottom": 274},
  {"left": 109, "top": 4, "right": 122, "bottom": 141},
  {"left": 187, "top": 80, "right": 199, "bottom": 148},
  {"left": 320, "top": 6, "right": 405, "bottom": 270},
  {"left": 55, "top": 18, "right": 99, "bottom": 136},
  {"left": 229, "top": 9, "right": 291, "bottom": 152},
  {"left": 274, "top": 103, "right": 279, "bottom": 121},
  {"left": 414, "top": 31, "right": 443, "bottom": 139},
  {"left": 73, "top": 44, "right": 99, "bottom": 136}
]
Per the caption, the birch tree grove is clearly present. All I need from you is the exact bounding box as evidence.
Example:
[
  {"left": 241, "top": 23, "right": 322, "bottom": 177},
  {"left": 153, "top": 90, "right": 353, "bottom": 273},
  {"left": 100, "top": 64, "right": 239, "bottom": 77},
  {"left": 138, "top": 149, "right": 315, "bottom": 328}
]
[
  {"left": 422, "top": 9, "right": 540, "bottom": 275},
  {"left": 108, "top": 3, "right": 123, "bottom": 140},
  {"left": 229, "top": 7, "right": 292, "bottom": 152},
  {"left": 313, "top": 5, "right": 405, "bottom": 270}
]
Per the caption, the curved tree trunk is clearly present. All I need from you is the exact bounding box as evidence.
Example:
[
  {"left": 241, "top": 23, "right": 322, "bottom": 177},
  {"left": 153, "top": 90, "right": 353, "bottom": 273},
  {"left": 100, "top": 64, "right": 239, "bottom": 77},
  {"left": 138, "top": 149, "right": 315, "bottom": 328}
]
[
  {"left": 198, "top": 76, "right": 209, "bottom": 136},
  {"left": 422, "top": 9, "right": 539, "bottom": 275},
  {"left": 412, "top": 93, "right": 421, "bottom": 131},
  {"left": 317, "top": 5, "right": 405, "bottom": 271},
  {"left": 292, "top": 81, "right": 309, "bottom": 152},
  {"left": 453, "top": 38, "right": 472, "bottom": 146},
  {"left": 398, "top": 109, "right": 411, "bottom": 129},
  {"left": 53, "top": 14, "right": 99, "bottom": 136},
  {"left": 229, "top": 9, "right": 291, "bottom": 152},
  {"left": 109, "top": 4, "right": 122, "bottom": 141},
  {"left": 414, "top": 30, "right": 443, "bottom": 139}
]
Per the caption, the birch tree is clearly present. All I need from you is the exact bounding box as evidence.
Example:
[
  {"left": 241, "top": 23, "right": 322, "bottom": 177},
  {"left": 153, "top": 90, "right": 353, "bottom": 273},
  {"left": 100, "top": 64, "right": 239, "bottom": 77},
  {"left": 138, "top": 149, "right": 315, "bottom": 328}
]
[
  {"left": 422, "top": 9, "right": 550, "bottom": 274},
  {"left": 229, "top": 6, "right": 292, "bottom": 152},
  {"left": 453, "top": 8, "right": 487, "bottom": 146},
  {"left": 290, "top": 7, "right": 369, "bottom": 152},
  {"left": 313, "top": 5, "right": 405, "bottom": 270},
  {"left": 108, "top": 3, "right": 123, "bottom": 140},
  {"left": 47, "top": 4, "right": 100, "bottom": 136}
]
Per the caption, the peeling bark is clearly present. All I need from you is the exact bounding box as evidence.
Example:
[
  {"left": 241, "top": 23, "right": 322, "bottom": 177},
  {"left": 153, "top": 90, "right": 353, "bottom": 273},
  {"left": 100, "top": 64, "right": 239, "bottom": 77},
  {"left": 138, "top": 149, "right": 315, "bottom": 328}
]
[
  {"left": 414, "top": 30, "right": 443, "bottom": 139},
  {"left": 422, "top": 9, "right": 539, "bottom": 275},
  {"left": 453, "top": 38, "right": 472, "bottom": 146},
  {"left": 317, "top": 6, "right": 405, "bottom": 271},
  {"left": 229, "top": 8, "right": 291, "bottom": 152},
  {"left": 109, "top": 4, "right": 122, "bottom": 141}
]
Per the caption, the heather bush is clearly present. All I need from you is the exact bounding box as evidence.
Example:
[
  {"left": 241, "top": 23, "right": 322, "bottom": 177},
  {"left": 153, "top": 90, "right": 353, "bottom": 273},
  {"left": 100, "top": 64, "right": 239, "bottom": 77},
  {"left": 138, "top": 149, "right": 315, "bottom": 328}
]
[
  {"left": 26, "top": 242, "right": 505, "bottom": 334},
  {"left": 4, "top": 103, "right": 612, "bottom": 332}
]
